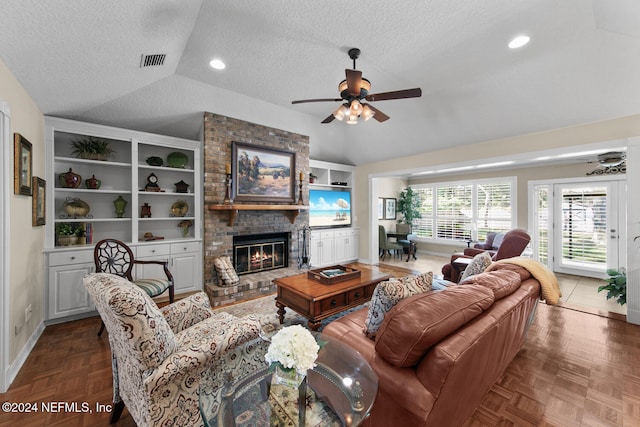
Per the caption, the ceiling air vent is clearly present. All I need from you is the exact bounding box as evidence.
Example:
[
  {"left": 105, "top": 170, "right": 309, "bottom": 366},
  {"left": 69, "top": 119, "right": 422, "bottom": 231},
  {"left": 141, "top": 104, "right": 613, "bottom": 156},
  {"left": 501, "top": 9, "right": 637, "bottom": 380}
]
[{"left": 140, "top": 54, "right": 166, "bottom": 68}]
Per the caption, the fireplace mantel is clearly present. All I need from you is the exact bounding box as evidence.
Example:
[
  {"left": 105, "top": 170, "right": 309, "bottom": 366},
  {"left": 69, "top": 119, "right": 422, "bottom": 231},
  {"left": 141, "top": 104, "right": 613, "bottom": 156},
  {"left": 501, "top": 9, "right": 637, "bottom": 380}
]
[{"left": 208, "top": 204, "right": 309, "bottom": 226}]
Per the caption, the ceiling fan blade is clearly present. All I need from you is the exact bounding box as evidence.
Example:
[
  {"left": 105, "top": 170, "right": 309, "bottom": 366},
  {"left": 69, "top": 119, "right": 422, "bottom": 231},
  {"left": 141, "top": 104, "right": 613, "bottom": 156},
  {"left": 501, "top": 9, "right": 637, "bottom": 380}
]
[
  {"left": 292, "top": 98, "right": 342, "bottom": 104},
  {"left": 345, "top": 69, "right": 362, "bottom": 97},
  {"left": 366, "top": 104, "right": 390, "bottom": 122},
  {"left": 365, "top": 88, "right": 422, "bottom": 102},
  {"left": 321, "top": 113, "right": 336, "bottom": 124}
]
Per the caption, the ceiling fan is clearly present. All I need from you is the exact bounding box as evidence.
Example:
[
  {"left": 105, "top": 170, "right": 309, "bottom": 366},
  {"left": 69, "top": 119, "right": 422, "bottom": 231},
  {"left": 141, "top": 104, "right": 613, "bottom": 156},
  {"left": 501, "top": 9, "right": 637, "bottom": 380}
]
[{"left": 291, "top": 48, "right": 422, "bottom": 124}]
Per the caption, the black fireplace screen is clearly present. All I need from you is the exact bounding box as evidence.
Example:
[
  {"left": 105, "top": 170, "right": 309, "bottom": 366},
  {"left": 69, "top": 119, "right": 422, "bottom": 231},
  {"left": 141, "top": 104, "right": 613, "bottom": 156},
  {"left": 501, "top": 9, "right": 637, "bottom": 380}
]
[{"left": 233, "top": 233, "right": 288, "bottom": 275}]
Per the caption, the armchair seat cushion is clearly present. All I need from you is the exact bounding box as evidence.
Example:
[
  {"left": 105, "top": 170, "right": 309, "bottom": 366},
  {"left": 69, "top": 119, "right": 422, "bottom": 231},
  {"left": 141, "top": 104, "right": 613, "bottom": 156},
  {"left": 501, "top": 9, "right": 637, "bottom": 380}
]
[{"left": 132, "top": 278, "right": 172, "bottom": 297}]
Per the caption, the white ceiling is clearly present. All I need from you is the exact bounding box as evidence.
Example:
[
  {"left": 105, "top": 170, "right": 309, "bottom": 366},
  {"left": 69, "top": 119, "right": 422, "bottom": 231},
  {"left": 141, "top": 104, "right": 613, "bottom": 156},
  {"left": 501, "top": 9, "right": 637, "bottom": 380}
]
[{"left": 1, "top": 0, "right": 639, "bottom": 166}]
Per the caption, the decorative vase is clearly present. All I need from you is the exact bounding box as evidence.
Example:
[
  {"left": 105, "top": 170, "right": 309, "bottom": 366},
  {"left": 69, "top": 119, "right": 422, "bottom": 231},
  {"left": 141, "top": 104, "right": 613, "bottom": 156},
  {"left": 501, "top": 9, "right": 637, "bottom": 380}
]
[
  {"left": 273, "top": 365, "right": 306, "bottom": 389},
  {"left": 58, "top": 168, "right": 82, "bottom": 188},
  {"left": 85, "top": 174, "right": 101, "bottom": 189},
  {"left": 63, "top": 197, "right": 90, "bottom": 217},
  {"left": 113, "top": 196, "right": 127, "bottom": 218}
]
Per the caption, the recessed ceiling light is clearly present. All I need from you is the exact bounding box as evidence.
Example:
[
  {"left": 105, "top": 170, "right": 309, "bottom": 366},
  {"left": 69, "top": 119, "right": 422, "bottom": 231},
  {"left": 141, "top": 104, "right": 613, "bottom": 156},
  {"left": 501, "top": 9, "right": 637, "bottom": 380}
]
[
  {"left": 209, "top": 59, "right": 226, "bottom": 70},
  {"left": 508, "top": 35, "right": 530, "bottom": 49}
]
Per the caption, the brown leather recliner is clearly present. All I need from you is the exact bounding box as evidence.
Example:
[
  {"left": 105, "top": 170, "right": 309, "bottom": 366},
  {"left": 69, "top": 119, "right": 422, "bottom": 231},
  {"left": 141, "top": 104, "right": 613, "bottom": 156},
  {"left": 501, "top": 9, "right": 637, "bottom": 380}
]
[{"left": 442, "top": 228, "right": 531, "bottom": 282}]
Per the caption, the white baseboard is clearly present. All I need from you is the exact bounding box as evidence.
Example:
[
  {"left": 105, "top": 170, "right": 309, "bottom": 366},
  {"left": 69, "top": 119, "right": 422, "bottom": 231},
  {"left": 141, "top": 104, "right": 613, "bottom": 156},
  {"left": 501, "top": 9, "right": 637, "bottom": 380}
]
[
  {"left": 5, "top": 321, "right": 44, "bottom": 388},
  {"left": 627, "top": 308, "right": 640, "bottom": 325}
]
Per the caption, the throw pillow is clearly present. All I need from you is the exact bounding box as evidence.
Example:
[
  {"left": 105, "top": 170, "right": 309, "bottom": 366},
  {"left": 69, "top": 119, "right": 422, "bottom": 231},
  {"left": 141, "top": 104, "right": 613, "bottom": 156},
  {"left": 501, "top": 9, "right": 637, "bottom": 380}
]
[
  {"left": 459, "top": 252, "right": 492, "bottom": 282},
  {"left": 214, "top": 256, "right": 240, "bottom": 286},
  {"left": 363, "top": 271, "right": 433, "bottom": 339}
]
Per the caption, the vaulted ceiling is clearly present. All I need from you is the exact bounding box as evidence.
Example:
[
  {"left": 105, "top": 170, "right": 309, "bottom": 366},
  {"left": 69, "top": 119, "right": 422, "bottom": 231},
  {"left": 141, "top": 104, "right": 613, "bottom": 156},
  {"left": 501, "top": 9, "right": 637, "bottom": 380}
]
[{"left": 1, "top": 0, "right": 639, "bottom": 165}]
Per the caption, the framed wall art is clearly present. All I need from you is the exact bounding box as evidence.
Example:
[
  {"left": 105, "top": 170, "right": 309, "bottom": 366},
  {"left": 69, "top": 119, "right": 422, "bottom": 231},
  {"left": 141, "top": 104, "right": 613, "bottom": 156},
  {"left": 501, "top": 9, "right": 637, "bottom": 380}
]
[
  {"left": 14, "top": 133, "right": 33, "bottom": 196},
  {"left": 378, "top": 198, "right": 385, "bottom": 220},
  {"left": 32, "top": 176, "right": 46, "bottom": 226},
  {"left": 231, "top": 142, "right": 295, "bottom": 203},
  {"left": 384, "top": 198, "right": 397, "bottom": 220}
]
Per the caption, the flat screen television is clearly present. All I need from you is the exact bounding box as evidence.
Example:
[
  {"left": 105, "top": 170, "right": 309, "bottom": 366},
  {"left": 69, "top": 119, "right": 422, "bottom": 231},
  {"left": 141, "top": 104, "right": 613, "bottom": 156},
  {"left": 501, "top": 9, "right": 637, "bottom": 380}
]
[{"left": 309, "top": 188, "right": 352, "bottom": 228}]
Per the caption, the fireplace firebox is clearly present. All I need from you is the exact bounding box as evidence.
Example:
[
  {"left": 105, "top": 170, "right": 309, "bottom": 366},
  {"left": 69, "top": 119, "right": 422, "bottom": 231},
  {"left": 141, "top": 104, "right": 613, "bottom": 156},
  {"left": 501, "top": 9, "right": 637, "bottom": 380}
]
[{"left": 233, "top": 232, "right": 289, "bottom": 275}]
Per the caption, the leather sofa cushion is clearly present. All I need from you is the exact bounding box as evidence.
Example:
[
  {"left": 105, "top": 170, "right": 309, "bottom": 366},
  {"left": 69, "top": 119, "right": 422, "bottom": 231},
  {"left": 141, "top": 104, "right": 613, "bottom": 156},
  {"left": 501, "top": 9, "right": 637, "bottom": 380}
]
[
  {"left": 375, "top": 285, "right": 494, "bottom": 368},
  {"left": 459, "top": 269, "right": 521, "bottom": 300}
]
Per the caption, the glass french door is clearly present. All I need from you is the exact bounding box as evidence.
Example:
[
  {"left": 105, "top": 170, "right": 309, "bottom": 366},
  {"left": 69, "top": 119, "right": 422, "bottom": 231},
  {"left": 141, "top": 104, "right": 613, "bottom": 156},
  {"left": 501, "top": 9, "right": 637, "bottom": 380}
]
[{"left": 531, "top": 180, "right": 624, "bottom": 278}]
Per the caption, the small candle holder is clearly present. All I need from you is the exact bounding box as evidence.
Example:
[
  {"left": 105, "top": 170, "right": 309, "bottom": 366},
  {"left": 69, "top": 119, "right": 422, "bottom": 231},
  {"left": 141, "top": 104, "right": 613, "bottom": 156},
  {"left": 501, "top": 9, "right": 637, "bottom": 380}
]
[
  {"left": 298, "top": 178, "right": 304, "bottom": 205},
  {"left": 224, "top": 173, "right": 233, "bottom": 204}
]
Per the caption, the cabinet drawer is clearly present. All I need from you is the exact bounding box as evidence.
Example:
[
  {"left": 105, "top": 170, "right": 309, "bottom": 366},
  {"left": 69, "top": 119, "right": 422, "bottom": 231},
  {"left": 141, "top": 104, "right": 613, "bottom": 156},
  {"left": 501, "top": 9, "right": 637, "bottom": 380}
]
[
  {"left": 49, "top": 249, "right": 94, "bottom": 266},
  {"left": 136, "top": 244, "right": 171, "bottom": 258},
  {"left": 348, "top": 287, "right": 366, "bottom": 303},
  {"left": 170, "top": 241, "right": 201, "bottom": 253},
  {"left": 320, "top": 231, "right": 334, "bottom": 239},
  {"left": 320, "top": 293, "right": 346, "bottom": 312},
  {"left": 334, "top": 229, "right": 347, "bottom": 238}
]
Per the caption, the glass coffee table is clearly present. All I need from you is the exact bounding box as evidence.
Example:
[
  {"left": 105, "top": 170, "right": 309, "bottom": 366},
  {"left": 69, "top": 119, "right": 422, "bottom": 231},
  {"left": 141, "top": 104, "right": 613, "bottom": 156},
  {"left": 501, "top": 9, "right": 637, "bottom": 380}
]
[{"left": 199, "top": 332, "right": 378, "bottom": 427}]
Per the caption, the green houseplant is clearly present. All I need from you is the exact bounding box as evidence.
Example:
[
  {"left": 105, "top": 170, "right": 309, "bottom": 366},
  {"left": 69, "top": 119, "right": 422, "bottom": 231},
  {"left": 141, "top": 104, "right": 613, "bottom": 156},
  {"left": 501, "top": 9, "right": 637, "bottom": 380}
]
[
  {"left": 56, "top": 222, "right": 84, "bottom": 246},
  {"left": 397, "top": 187, "right": 421, "bottom": 226},
  {"left": 598, "top": 268, "right": 626, "bottom": 305},
  {"left": 71, "top": 137, "right": 114, "bottom": 161}
]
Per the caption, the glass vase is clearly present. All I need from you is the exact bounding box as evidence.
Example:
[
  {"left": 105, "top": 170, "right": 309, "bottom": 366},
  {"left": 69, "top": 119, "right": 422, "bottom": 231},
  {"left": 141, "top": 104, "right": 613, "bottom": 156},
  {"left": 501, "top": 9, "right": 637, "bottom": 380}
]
[{"left": 273, "top": 365, "right": 306, "bottom": 389}]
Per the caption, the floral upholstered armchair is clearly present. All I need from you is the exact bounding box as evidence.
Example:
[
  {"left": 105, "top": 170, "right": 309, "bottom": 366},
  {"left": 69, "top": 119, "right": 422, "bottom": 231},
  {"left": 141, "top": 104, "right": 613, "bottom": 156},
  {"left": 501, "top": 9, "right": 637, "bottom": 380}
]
[{"left": 84, "top": 273, "right": 261, "bottom": 426}]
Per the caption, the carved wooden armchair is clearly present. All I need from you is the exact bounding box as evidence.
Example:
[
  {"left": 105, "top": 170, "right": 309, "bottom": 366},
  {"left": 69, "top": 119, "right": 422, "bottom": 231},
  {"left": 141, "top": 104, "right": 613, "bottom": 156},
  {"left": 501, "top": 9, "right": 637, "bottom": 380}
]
[{"left": 94, "top": 238, "right": 174, "bottom": 336}]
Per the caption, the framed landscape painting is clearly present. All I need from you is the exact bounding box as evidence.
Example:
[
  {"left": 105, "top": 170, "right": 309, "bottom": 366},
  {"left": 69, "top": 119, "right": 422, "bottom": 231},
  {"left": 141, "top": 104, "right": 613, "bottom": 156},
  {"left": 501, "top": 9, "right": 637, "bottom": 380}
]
[{"left": 232, "top": 142, "right": 295, "bottom": 203}]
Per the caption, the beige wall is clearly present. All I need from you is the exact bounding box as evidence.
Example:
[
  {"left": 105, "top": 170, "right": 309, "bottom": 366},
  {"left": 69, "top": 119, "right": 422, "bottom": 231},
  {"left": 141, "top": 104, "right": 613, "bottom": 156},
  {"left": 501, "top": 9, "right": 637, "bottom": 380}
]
[
  {"left": 0, "top": 58, "right": 45, "bottom": 363},
  {"left": 355, "top": 114, "right": 640, "bottom": 261},
  {"left": 377, "top": 177, "right": 406, "bottom": 233}
]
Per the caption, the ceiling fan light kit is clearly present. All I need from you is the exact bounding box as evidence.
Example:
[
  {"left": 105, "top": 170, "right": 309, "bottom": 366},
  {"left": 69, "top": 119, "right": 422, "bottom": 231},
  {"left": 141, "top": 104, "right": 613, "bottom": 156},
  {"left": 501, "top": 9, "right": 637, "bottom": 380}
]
[{"left": 292, "top": 48, "right": 422, "bottom": 124}]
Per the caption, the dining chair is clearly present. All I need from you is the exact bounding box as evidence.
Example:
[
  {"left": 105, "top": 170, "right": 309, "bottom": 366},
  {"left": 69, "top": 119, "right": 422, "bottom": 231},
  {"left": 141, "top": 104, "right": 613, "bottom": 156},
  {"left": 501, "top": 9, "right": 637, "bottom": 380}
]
[
  {"left": 94, "top": 238, "right": 174, "bottom": 336},
  {"left": 379, "top": 225, "right": 403, "bottom": 260}
]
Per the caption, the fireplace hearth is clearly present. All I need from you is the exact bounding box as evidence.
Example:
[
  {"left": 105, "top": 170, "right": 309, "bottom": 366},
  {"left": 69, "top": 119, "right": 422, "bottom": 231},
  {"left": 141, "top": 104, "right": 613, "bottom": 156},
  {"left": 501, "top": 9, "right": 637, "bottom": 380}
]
[{"left": 233, "top": 232, "right": 289, "bottom": 275}]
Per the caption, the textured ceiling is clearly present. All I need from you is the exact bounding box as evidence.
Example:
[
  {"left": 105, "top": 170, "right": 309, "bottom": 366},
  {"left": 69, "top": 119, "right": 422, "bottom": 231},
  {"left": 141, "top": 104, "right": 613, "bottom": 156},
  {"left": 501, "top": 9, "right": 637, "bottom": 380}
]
[{"left": 0, "top": 0, "right": 639, "bottom": 165}]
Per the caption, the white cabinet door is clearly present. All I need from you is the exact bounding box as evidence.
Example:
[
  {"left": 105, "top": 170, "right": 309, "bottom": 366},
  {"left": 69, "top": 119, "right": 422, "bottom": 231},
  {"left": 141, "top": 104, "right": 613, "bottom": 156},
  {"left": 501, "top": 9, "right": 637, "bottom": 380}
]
[
  {"left": 332, "top": 229, "right": 359, "bottom": 264},
  {"left": 48, "top": 263, "right": 95, "bottom": 319},
  {"left": 171, "top": 251, "right": 202, "bottom": 293},
  {"left": 320, "top": 236, "right": 335, "bottom": 266}
]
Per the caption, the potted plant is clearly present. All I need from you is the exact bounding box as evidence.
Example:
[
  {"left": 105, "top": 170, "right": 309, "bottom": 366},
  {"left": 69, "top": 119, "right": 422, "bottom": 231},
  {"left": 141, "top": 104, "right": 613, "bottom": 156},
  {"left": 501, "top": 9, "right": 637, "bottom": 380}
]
[
  {"left": 56, "top": 223, "right": 83, "bottom": 246},
  {"left": 397, "top": 187, "right": 421, "bottom": 226},
  {"left": 309, "top": 173, "right": 317, "bottom": 184},
  {"left": 71, "top": 136, "right": 114, "bottom": 161},
  {"left": 598, "top": 268, "right": 626, "bottom": 305}
]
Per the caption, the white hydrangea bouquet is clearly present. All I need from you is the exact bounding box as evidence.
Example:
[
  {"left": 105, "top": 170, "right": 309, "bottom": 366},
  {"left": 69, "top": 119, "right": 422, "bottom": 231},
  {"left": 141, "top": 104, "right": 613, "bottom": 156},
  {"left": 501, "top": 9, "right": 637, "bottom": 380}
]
[{"left": 265, "top": 325, "right": 320, "bottom": 382}]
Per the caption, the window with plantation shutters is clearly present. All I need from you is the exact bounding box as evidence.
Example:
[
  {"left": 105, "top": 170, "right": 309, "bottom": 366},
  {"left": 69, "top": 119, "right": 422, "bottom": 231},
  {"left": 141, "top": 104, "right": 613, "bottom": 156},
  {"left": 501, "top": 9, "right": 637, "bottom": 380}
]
[{"left": 411, "top": 178, "right": 516, "bottom": 243}]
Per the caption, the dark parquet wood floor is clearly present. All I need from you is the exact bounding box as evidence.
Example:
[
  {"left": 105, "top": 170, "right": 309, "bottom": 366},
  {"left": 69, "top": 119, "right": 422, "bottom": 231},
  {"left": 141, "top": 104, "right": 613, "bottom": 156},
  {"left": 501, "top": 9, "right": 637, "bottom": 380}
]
[{"left": 1, "top": 300, "right": 639, "bottom": 426}]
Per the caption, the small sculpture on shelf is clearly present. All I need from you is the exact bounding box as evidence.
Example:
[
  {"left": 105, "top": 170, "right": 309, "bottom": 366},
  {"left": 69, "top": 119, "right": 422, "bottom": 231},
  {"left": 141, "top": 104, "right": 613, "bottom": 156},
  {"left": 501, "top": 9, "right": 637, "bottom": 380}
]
[
  {"left": 113, "top": 196, "right": 127, "bottom": 218},
  {"left": 174, "top": 180, "right": 189, "bottom": 193},
  {"left": 141, "top": 202, "right": 152, "bottom": 218},
  {"left": 177, "top": 220, "right": 193, "bottom": 237}
]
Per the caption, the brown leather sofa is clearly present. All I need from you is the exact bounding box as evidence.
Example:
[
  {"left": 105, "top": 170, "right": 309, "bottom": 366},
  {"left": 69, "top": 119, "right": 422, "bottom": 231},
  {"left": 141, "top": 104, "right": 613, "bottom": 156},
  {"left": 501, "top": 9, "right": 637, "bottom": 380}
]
[
  {"left": 442, "top": 228, "right": 531, "bottom": 282},
  {"left": 323, "top": 264, "right": 541, "bottom": 427}
]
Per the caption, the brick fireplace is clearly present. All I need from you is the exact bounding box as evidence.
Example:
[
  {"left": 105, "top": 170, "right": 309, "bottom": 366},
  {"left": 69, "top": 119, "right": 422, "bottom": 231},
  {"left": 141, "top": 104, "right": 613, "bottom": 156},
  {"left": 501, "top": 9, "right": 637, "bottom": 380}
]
[{"left": 202, "top": 112, "right": 309, "bottom": 306}]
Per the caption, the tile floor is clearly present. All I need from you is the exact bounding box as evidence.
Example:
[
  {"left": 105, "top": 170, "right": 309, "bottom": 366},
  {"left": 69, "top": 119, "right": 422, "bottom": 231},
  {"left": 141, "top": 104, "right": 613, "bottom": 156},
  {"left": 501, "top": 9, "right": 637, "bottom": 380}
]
[{"left": 378, "top": 252, "right": 627, "bottom": 317}]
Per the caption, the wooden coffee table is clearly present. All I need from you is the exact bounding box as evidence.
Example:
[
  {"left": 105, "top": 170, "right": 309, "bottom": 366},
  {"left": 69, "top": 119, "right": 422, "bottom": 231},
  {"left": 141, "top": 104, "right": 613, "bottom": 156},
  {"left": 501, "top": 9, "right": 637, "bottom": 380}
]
[{"left": 274, "top": 267, "right": 392, "bottom": 331}]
